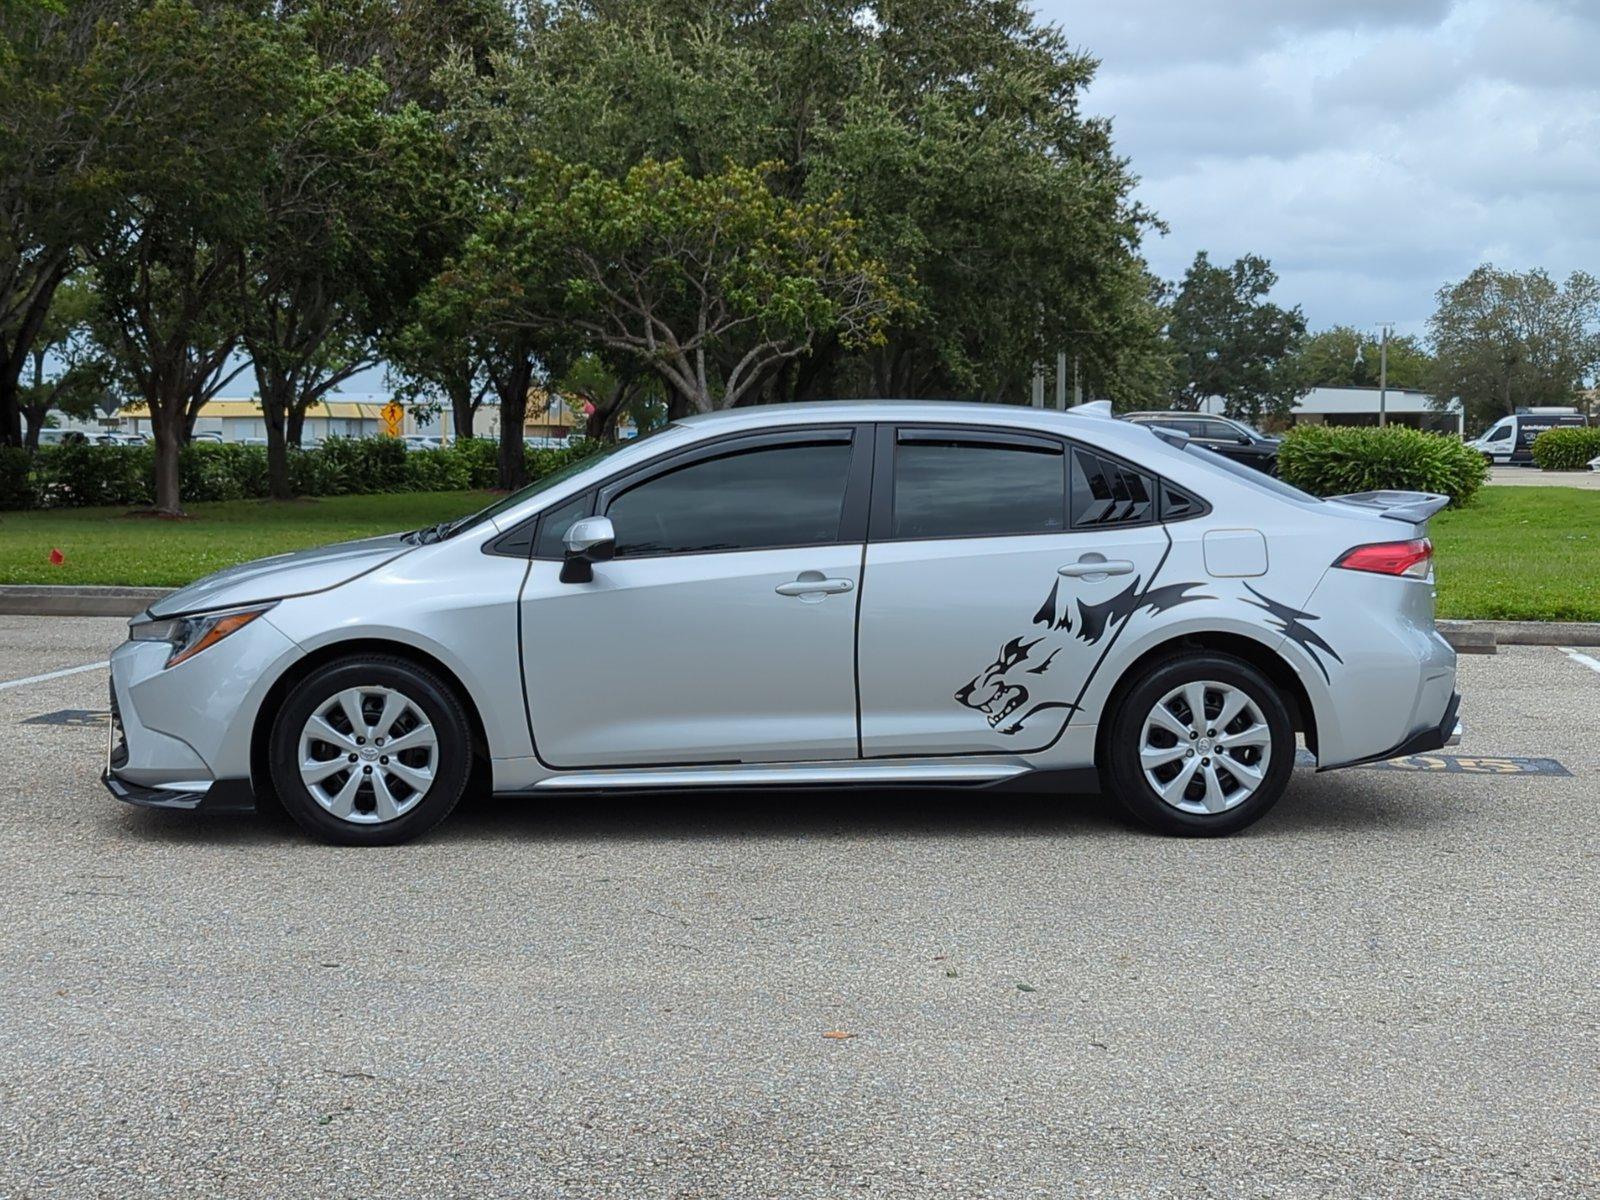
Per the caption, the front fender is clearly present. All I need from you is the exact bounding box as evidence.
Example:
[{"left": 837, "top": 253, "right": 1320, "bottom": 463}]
[{"left": 262, "top": 556, "right": 533, "bottom": 761}]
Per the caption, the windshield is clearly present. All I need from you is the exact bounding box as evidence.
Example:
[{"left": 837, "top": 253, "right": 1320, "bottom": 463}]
[{"left": 409, "top": 440, "right": 636, "bottom": 543}]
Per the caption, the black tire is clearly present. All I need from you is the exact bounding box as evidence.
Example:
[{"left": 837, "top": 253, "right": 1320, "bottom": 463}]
[
  {"left": 268, "top": 655, "right": 474, "bottom": 846},
  {"left": 1102, "top": 651, "right": 1295, "bottom": 837}
]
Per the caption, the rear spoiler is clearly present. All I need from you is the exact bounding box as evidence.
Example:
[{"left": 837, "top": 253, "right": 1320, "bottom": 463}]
[{"left": 1328, "top": 490, "right": 1451, "bottom": 526}]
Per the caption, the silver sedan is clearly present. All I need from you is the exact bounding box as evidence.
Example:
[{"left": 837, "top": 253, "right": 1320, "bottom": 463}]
[{"left": 104, "top": 401, "right": 1461, "bottom": 844}]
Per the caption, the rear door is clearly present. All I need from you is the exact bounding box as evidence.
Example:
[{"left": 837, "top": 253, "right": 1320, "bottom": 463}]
[{"left": 856, "top": 426, "right": 1173, "bottom": 757}]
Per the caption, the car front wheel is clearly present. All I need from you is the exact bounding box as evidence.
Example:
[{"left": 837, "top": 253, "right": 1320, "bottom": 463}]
[
  {"left": 268, "top": 656, "right": 473, "bottom": 846},
  {"left": 1104, "top": 652, "right": 1295, "bottom": 836}
]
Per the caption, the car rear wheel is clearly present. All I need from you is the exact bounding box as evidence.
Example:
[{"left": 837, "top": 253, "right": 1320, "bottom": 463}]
[
  {"left": 1104, "top": 652, "right": 1295, "bottom": 836},
  {"left": 268, "top": 656, "right": 473, "bottom": 846}
]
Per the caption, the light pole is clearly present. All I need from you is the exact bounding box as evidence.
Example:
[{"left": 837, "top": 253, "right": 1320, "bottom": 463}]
[{"left": 1354, "top": 324, "right": 1393, "bottom": 426}]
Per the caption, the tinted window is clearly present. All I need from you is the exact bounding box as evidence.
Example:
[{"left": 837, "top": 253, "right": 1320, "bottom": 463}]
[
  {"left": 1070, "top": 448, "right": 1155, "bottom": 527},
  {"left": 891, "top": 434, "right": 1066, "bottom": 539},
  {"left": 606, "top": 440, "right": 853, "bottom": 556},
  {"left": 1199, "top": 420, "right": 1240, "bottom": 440},
  {"left": 533, "top": 492, "right": 594, "bottom": 559}
]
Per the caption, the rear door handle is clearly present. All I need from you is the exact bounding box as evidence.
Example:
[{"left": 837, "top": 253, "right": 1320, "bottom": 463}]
[
  {"left": 775, "top": 573, "right": 854, "bottom": 597},
  {"left": 1058, "top": 559, "right": 1135, "bottom": 578}
]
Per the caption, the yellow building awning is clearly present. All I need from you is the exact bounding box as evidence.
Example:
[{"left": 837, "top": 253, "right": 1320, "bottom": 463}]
[{"left": 119, "top": 398, "right": 385, "bottom": 420}]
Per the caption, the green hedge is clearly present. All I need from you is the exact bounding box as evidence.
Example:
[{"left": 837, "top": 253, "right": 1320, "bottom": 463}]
[
  {"left": 1276, "top": 425, "right": 1489, "bottom": 507},
  {"left": 1530, "top": 426, "right": 1600, "bottom": 471},
  {"left": 0, "top": 436, "right": 602, "bottom": 510}
]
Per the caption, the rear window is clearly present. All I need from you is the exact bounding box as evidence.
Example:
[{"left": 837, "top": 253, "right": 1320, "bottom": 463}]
[{"left": 1184, "top": 443, "right": 1321, "bottom": 505}]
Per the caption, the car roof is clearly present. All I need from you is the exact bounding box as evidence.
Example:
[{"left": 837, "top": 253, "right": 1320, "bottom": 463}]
[{"left": 674, "top": 399, "right": 1159, "bottom": 447}]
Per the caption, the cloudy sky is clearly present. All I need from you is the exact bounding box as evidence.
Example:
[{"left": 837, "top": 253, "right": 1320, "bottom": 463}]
[{"left": 1039, "top": 0, "right": 1600, "bottom": 337}]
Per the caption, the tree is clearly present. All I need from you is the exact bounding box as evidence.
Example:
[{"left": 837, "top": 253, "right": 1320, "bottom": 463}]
[
  {"left": 1292, "top": 325, "right": 1434, "bottom": 392},
  {"left": 1428, "top": 265, "right": 1600, "bottom": 430},
  {"left": 0, "top": 0, "right": 116, "bottom": 447},
  {"left": 475, "top": 0, "right": 1155, "bottom": 404},
  {"left": 239, "top": 50, "right": 451, "bottom": 498},
  {"left": 463, "top": 156, "right": 900, "bottom": 415},
  {"left": 82, "top": 0, "right": 291, "bottom": 514},
  {"left": 17, "top": 273, "right": 108, "bottom": 448},
  {"left": 1166, "top": 251, "right": 1307, "bottom": 423}
]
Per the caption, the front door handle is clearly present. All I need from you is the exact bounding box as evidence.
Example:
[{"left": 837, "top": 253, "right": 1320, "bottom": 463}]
[
  {"left": 775, "top": 572, "right": 854, "bottom": 597},
  {"left": 1058, "top": 559, "right": 1135, "bottom": 578}
]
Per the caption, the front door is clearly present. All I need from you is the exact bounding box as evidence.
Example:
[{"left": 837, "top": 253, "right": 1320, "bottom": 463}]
[
  {"left": 520, "top": 427, "right": 871, "bottom": 768},
  {"left": 857, "top": 428, "right": 1174, "bottom": 756}
]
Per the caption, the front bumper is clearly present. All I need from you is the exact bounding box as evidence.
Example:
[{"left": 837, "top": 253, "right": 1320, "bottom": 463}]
[
  {"left": 101, "top": 609, "right": 301, "bottom": 808},
  {"left": 102, "top": 679, "right": 257, "bottom": 811}
]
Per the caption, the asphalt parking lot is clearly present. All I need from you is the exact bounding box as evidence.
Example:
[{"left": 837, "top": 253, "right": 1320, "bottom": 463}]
[{"left": 0, "top": 615, "right": 1596, "bottom": 1199}]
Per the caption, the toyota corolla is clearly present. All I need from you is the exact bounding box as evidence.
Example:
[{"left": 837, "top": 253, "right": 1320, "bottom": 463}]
[{"left": 104, "top": 401, "right": 1462, "bottom": 845}]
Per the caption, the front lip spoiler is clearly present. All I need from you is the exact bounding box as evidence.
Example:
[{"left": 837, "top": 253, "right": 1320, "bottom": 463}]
[
  {"left": 1319, "top": 691, "right": 1463, "bottom": 771},
  {"left": 101, "top": 770, "right": 257, "bottom": 814}
]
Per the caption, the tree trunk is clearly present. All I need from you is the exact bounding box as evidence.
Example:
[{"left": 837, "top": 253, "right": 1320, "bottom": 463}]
[
  {"left": 449, "top": 381, "right": 476, "bottom": 442},
  {"left": 286, "top": 405, "right": 307, "bottom": 449},
  {"left": 0, "top": 369, "right": 22, "bottom": 448},
  {"left": 151, "top": 411, "right": 184, "bottom": 515},
  {"left": 494, "top": 361, "right": 534, "bottom": 490}
]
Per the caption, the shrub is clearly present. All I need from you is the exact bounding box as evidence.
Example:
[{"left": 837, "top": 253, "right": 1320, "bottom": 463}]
[
  {"left": 1276, "top": 424, "right": 1489, "bottom": 507},
  {"left": 31, "top": 442, "right": 153, "bottom": 507},
  {"left": 0, "top": 433, "right": 605, "bottom": 511},
  {"left": 1530, "top": 425, "right": 1600, "bottom": 471},
  {"left": 0, "top": 446, "right": 32, "bottom": 509}
]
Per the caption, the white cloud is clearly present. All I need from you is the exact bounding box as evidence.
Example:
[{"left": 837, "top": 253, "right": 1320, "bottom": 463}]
[{"left": 1039, "top": 0, "right": 1600, "bottom": 334}]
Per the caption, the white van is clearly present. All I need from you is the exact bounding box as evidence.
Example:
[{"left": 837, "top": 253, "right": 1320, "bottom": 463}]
[{"left": 1468, "top": 409, "right": 1588, "bottom": 465}]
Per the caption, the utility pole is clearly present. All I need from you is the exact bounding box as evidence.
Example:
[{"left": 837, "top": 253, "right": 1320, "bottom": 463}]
[
  {"left": 1378, "top": 323, "right": 1390, "bottom": 427},
  {"left": 1055, "top": 350, "right": 1067, "bottom": 409}
]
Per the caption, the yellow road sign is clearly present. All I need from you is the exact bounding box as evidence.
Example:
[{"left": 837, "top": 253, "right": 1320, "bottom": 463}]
[{"left": 381, "top": 401, "right": 404, "bottom": 438}]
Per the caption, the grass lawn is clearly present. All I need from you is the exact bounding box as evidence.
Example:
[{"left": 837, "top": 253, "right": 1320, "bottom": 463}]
[
  {"left": 1431, "top": 487, "right": 1600, "bottom": 622},
  {"left": 0, "top": 491, "right": 495, "bottom": 587},
  {"left": 1, "top": 485, "right": 1596, "bottom": 622}
]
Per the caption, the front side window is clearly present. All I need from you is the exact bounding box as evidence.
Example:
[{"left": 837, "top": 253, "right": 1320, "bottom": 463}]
[
  {"left": 533, "top": 492, "right": 594, "bottom": 559},
  {"left": 606, "top": 440, "right": 854, "bottom": 556},
  {"left": 890, "top": 432, "right": 1066, "bottom": 539}
]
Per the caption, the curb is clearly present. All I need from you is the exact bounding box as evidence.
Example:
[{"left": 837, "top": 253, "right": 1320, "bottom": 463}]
[
  {"left": 1438, "top": 619, "right": 1600, "bottom": 652},
  {"left": 0, "top": 585, "right": 174, "bottom": 618}
]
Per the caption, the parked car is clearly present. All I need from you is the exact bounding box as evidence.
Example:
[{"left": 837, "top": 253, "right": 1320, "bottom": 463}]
[
  {"left": 105, "top": 401, "right": 1461, "bottom": 846},
  {"left": 1121, "top": 411, "right": 1281, "bottom": 473},
  {"left": 190, "top": 431, "right": 223, "bottom": 444},
  {"left": 36, "top": 429, "right": 88, "bottom": 446},
  {"left": 403, "top": 434, "right": 443, "bottom": 451},
  {"left": 1466, "top": 409, "right": 1588, "bottom": 465}
]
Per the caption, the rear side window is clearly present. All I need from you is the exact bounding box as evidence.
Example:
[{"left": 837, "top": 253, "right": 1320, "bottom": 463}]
[
  {"left": 605, "top": 440, "right": 853, "bottom": 556},
  {"left": 890, "top": 431, "right": 1066, "bottom": 539},
  {"left": 1070, "top": 448, "right": 1155, "bottom": 527}
]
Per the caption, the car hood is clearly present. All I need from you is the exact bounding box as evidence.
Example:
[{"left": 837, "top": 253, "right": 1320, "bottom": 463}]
[{"left": 147, "top": 535, "right": 413, "bottom": 618}]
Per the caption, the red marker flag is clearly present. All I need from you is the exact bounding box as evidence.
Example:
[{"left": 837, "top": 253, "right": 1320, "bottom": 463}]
[{"left": 48, "top": 548, "right": 65, "bottom": 566}]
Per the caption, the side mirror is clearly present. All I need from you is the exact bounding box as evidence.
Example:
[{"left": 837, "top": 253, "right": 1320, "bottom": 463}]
[{"left": 559, "top": 515, "right": 616, "bottom": 584}]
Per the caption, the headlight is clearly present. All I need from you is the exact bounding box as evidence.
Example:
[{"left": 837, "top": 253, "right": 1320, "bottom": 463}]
[{"left": 129, "top": 603, "right": 276, "bottom": 668}]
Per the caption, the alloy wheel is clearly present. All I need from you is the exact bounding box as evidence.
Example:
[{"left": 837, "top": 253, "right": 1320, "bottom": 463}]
[
  {"left": 297, "top": 685, "right": 438, "bottom": 824},
  {"left": 1138, "top": 680, "right": 1273, "bottom": 815}
]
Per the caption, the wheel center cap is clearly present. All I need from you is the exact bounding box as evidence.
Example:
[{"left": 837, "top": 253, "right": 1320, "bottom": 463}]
[
  {"left": 359, "top": 746, "right": 379, "bottom": 761},
  {"left": 1198, "top": 738, "right": 1214, "bottom": 755}
]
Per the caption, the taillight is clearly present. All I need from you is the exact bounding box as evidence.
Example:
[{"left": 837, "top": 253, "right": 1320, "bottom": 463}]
[{"left": 1334, "top": 538, "right": 1433, "bottom": 579}]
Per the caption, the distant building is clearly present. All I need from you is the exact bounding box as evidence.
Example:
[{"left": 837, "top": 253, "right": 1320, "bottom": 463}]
[{"left": 1201, "top": 386, "right": 1462, "bottom": 434}]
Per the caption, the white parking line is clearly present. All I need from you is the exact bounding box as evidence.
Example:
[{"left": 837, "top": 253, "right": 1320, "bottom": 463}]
[
  {"left": 0, "top": 661, "right": 109, "bottom": 692},
  {"left": 1559, "top": 647, "right": 1600, "bottom": 676}
]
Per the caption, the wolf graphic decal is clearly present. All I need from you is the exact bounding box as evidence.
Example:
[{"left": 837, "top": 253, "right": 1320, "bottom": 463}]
[{"left": 955, "top": 573, "right": 1212, "bottom": 736}]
